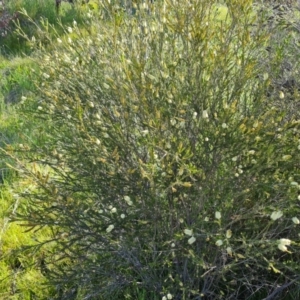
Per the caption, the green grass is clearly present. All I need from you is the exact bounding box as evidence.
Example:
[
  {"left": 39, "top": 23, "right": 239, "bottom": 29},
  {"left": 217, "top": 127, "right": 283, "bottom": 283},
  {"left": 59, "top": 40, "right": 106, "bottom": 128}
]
[
  {"left": 0, "top": 0, "right": 94, "bottom": 56},
  {"left": 0, "top": 43, "right": 53, "bottom": 300},
  {"left": 0, "top": 181, "right": 54, "bottom": 300}
]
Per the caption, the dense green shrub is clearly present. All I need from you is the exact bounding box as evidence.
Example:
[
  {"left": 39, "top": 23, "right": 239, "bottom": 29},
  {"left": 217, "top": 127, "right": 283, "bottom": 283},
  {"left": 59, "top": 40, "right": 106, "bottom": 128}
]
[{"left": 4, "top": 0, "right": 300, "bottom": 299}]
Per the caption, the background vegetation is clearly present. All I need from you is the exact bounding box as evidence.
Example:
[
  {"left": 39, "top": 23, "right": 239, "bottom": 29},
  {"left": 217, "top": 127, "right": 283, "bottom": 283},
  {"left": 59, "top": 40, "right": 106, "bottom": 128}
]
[{"left": 0, "top": 0, "right": 300, "bottom": 299}]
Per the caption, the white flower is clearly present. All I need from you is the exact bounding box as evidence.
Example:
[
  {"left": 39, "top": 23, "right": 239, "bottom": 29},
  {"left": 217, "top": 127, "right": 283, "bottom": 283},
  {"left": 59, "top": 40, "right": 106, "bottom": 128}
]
[
  {"left": 57, "top": 38, "right": 62, "bottom": 43},
  {"left": 88, "top": 101, "right": 95, "bottom": 108},
  {"left": 204, "top": 137, "right": 209, "bottom": 142},
  {"left": 202, "top": 110, "right": 209, "bottom": 119},
  {"left": 111, "top": 207, "right": 117, "bottom": 213},
  {"left": 226, "top": 247, "right": 233, "bottom": 256},
  {"left": 171, "top": 243, "right": 175, "bottom": 248},
  {"left": 216, "top": 239, "right": 223, "bottom": 246},
  {"left": 298, "top": 195, "right": 300, "bottom": 201},
  {"left": 193, "top": 112, "right": 198, "bottom": 119},
  {"left": 282, "top": 155, "right": 292, "bottom": 161},
  {"left": 170, "top": 119, "right": 176, "bottom": 126},
  {"left": 278, "top": 244, "right": 288, "bottom": 252},
  {"left": 279, "top": 91, "right": 285, "bottom": 99},
  {"left": 292, "top": 217, "right": 300, "bottom": 224},
  {"left": 141, "top": 129, "right": 149, "bottom": 136},
  {"left": 277, "top": 238, "right": 291, "bottom": 253},
  {"left": 141, "top": 2, "right": 148, "bottom": 9},
  {"left": 67, "top": 26, "right": 72, "bottom": 33},
  {"left": 204, "top": 217, "right": 209, "bottom": 222},
  {"left": 167, "top": 293, "right": 173, "bottom": 299},
  {"left": 120, "top": 214, "right": 126, "bottom": 219},
  {"left": 42, "top": 73, "right": 50, "bottom": 79},
  {"left": 279, "top": 238, "right": 291, "bottom": 246},
  {"left": 37, "top": 106, "right": 43, "bottom": 110},
  {"left": 188, "top": 236, "right": 196, "bottom": 245},
  {"left": 215, "top": 211, "right": 221, "bottom": 219},
  {"left": 73, "top": 20, "right": 77, "bottom": 27},
  {"left": 103, "top": 82, "right": 110, "bottom": 89},
  {"left": 162, "top": 297, "right": 167, "bottom": 300},
  {"left": 248, "top": 150, "right": 255, "bottom": 155},
  {"left": 232, "top": 156, "right": 238, "bottom": 162},
  {"left": 270, "top": 211, "right": 283, "bottom": 221},
  {"left": 226, "top": 230, "right": 232, "bottom": 239},
  {"left": 94, "top": 113, "right": 101, "bottom": 120},
  {"left": 184, "top": 229, "right": 193, "bottom": 236},
  {"left": 221, "top": 123, "right": 227, "bottom": 129},
  {"left": 124, "top": 196, "right": 133, "bottom": 206},
  {"left": 106, "top": 224, "right": 114, "bottom": 233}
]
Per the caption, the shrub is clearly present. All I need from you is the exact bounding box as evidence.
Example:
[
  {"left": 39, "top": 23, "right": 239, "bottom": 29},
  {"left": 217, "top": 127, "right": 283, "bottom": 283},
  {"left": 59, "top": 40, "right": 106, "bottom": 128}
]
[{"left": 4, "top": 0, "right": 300, "bottom": 299}]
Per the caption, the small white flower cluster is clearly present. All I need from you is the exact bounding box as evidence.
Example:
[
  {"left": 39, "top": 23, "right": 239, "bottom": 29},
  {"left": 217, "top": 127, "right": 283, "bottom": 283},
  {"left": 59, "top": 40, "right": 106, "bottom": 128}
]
[
  {"left": 282, "top": 155, "right": 292, "bottom": 161},
  {"left": 215, "top": 211, "right": 221, "bottom": 219},
  {"left": 162, "top": 293, "right": 173, "bottom": 300},
  {"left": 106, "top": 224, "right": 114, "bottom": 233},
  {"left": 215, "top": 239, "right": 223, "bottom": 246},
  {"left": 234, "top": 165, "right": 243, "bottom": 177},
  {"left": 110, "top": 207, "right": 117, "bottom": 213},
  {"left": 215, "top": 212, "right": 223, "bottom": 246},
  {"left": 278, "top": 238, "right": 291, "bottom": 252},
  {"left": 214, "top": 213, "right": 233, "bottom": 254},
  {"left": 202, "top": 110, "right": 209, "bottom": 119},
  {"left": 221, "top": 123, "right": 228, "bottom": 129},
  {"left": 270, "top": 211, "right": 283, "bottom": 221},
  {"left": 184, "top": 228, "right": 196, "bottom": 245},
  {"left": 43, "top": 72, "right": 50, "bottom": 79},
  {"left": 279, "top": 91, "right": 285, "bottom": 99},
  {"left": 124, "top": 195, "right": 133, "bottom": 206}
]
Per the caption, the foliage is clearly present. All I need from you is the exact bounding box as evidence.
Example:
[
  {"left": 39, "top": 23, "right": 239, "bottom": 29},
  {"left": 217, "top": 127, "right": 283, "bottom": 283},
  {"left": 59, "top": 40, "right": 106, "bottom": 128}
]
[
  {"left": 0, "top": 180, "right": 55, "bottom": 299},
  {"left": 0, "top": 57, "right": 36, "bottom": 106},
  {"left": 0, "top": 59, "right": 54, "bottom": 300},
  {"left": 1, "top": 0, "right": 300, "bottom": 299},
  {"left": 0, "top": 0, "right": 92, "bottom": 56}
]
